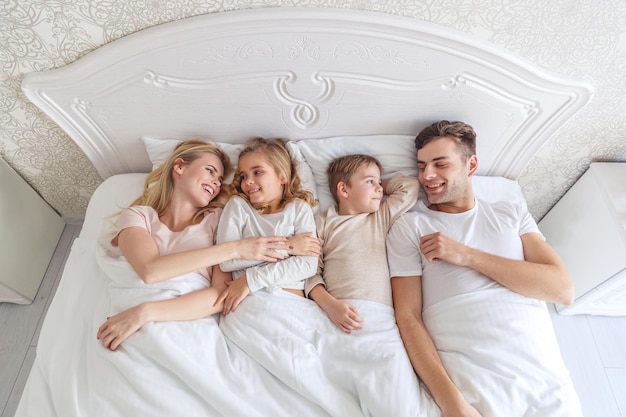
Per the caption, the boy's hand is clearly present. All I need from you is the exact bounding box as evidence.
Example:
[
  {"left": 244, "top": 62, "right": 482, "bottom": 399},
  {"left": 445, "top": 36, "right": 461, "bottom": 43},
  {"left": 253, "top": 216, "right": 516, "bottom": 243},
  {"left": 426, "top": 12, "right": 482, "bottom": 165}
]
[{"left": 326, "top": 299, "right": 363, "bottom": 334}]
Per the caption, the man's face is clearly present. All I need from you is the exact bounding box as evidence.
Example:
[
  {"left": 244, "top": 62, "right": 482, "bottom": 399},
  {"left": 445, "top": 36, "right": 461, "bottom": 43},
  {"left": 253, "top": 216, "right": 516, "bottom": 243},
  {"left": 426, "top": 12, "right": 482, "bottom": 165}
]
[{"left": 416, "top": 136, "right": 476, "bottom": 212}]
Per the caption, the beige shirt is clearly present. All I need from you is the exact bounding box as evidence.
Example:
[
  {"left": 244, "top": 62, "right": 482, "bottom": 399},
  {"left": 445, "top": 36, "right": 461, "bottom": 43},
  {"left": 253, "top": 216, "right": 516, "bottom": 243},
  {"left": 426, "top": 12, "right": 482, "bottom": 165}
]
[{"left": 304, "top": 174, "right": 419, "bottom": 306}]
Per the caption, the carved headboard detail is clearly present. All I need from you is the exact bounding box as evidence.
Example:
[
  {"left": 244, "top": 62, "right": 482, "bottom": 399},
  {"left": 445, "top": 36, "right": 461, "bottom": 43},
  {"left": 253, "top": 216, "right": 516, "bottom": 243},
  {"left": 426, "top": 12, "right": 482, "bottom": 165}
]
[{"left": 22, "top": 8, "right": 592, "bottom": 179}]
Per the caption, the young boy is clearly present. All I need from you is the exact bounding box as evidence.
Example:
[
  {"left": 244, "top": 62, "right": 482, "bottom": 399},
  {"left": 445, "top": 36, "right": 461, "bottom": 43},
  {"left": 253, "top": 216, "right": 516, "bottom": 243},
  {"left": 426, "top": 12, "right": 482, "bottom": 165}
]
[{"left": 305, "top": 154, "right": 419, "bottom": 333}]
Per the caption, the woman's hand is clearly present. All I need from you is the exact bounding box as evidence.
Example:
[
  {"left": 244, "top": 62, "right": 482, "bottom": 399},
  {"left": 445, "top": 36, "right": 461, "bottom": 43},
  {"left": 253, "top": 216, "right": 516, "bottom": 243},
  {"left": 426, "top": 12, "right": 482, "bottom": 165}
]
[
  {"left": 286, "top": 232, "right": 322, "bottom": 257},
  {"left": 97, "top": 304, "right": 149, "bottom": 351},
  {"left": 216, "top": 276, "right": 251, "bottom": 314},
  {"left": 236, "top": 236, "right": 292, "bottom": 262}
]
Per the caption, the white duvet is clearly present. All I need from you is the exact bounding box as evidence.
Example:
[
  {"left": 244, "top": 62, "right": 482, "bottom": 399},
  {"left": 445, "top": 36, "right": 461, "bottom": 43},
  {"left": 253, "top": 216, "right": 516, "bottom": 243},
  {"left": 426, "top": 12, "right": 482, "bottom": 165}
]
[
  {"left": 423, "top": 289, "right": 583, "bottom": 417},
  {"left": 16, "top": 236, "right": 582, "bottom": 417}
]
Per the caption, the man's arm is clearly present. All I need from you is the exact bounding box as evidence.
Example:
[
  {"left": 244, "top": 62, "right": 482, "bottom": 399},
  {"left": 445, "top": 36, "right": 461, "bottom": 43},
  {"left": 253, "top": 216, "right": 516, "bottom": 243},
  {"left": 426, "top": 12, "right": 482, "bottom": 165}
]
[
  {"left": 419, "top": 231, "right": 575, "bottom": 305},
  {"left": 392, "top": 276, "right": 482, "bottom": 417}
]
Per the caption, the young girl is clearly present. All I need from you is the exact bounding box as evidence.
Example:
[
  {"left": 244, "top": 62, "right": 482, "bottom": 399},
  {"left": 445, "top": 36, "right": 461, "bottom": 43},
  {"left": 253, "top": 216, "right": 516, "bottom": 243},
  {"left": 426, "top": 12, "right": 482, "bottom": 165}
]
[
  {"left": 96, "top": 139, "right": 318, "bottom": 351},
  {"left": 215, "top": 137, "right": 320, "bottom": 314}
]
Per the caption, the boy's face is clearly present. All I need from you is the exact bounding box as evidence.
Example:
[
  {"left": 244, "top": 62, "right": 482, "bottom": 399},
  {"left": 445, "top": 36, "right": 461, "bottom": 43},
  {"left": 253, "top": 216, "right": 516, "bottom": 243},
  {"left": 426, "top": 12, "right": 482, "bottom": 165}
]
[{"left": 339, "top": 163, "right": 383, "bottom": 215}]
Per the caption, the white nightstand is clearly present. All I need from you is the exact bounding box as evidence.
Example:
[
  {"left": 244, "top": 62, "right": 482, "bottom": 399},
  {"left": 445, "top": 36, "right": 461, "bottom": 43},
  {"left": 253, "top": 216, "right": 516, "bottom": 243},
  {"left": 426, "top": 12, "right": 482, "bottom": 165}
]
[
  {"left": 0, "top": 157, "right": 65, "bottom": 304},
  {"left": 539, "top": 162, "right": 626, "bottom": 315}
]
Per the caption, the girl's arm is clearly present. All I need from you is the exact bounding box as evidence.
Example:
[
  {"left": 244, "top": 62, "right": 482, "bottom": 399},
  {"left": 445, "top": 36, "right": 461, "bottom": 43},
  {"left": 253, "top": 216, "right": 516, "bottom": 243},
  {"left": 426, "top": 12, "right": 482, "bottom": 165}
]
[
  {"left": 217, "top": 198, "right": 320, "bottom": 273},
  {"left": 244, "top": 202, "right": 318, "bottom": 292}
]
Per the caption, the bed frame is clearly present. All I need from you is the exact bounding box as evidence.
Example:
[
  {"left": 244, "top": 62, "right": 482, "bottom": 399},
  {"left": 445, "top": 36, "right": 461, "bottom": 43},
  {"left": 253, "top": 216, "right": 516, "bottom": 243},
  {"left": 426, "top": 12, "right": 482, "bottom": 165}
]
[
  {"left": 22, "top": 7, "right": 591, "bottom": 181},
  {"left": 18, "top": 7, "right": 591, "bottom": 417}
]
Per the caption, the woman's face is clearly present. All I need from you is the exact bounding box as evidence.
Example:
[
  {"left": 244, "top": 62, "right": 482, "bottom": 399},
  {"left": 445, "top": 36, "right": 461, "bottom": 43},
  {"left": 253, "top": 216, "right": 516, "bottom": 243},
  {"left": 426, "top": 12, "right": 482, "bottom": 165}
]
[{"left": 176, "top": 152, "right": 225, "bottom": 208}]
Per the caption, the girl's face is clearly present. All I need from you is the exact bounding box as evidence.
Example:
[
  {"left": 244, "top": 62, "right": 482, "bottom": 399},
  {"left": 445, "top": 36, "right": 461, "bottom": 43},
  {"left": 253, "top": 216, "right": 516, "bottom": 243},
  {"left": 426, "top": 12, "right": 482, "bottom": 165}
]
[
  {"left": 237, "top": 151, "right": 286, "bottom": 213},
  {"left": 175, "top": 152, "right": 224, "bottom": 208}
]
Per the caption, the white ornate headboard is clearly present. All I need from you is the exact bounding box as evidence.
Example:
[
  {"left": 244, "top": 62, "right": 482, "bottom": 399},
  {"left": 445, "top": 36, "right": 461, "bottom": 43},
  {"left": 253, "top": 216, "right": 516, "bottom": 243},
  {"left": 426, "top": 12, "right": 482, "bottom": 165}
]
[{"left": 21, "top": 7, "right": 592, "bottom": 180}]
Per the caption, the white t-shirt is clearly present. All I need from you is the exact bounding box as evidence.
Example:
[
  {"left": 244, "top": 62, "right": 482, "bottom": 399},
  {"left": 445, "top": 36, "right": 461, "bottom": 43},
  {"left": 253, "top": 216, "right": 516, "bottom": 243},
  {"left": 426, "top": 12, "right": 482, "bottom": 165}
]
[
  {"left": 216, "top": 196, "right": 317, "bottom": 293},
  {"left": 387, "top": 198, "right": 542, "bottom": 309}
]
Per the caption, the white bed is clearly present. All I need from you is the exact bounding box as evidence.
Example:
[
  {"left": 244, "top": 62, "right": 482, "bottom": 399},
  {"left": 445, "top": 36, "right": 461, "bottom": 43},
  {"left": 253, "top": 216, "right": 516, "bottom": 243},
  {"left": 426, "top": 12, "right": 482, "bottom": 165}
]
[{"left": 18, "top": 7, "right": 592, "bottom": 417}]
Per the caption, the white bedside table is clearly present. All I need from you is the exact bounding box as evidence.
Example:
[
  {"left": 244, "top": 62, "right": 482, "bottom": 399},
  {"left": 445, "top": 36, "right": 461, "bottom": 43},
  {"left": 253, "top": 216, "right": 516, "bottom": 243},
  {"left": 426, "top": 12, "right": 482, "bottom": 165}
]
[
  {"left": 0, "top": 157, "right": 65, "bottom": 304},
  {"left": 539, "top": 162, "right": 626, "bottom": 315}
]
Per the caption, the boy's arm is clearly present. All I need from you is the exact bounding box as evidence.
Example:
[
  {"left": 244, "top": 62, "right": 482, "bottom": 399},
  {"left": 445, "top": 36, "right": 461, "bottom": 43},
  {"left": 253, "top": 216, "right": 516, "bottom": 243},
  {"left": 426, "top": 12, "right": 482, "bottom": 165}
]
[
  {"left": 309, "top": 284, "right": 363, "bottom": 333},
  {"left": 381, "top": 173, "right": 420, "bottom": 224},
  {"left": 304, "top": 214, "right": 326, "bottom": 297}
]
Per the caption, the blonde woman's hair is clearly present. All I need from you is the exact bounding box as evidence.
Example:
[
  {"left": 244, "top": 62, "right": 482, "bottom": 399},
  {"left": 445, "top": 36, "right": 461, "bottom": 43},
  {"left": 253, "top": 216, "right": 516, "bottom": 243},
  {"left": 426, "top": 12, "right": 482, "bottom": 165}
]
[
  {"left": 131, "top": 139, "right": 232, "bottom": 224},
  {"left": 231, "top": 137, "right": 317, "bottom": 214},
  {"left": 327, "top": 154, "right": 383, "bottom": 204}
]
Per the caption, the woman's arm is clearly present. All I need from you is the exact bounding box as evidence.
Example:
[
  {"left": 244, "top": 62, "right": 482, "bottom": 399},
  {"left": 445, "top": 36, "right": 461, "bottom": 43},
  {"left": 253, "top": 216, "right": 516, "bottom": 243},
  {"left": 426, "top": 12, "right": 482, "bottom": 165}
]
[
  {"left": 97, "top": 265, "right": 233, "bottom": 351},
  {"left": 119, "top": 226, "right": 289, "bottom": 284},
  {"left": 97, "top": 285, "right": 223, "bottom": 351}
]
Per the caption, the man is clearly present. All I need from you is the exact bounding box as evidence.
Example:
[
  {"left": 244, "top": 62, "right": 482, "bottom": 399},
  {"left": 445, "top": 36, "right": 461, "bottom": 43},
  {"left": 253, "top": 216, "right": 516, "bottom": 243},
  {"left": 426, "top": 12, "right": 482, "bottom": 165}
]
[{"left": 387, "top": 120, "right": 579, "bottom": 417}]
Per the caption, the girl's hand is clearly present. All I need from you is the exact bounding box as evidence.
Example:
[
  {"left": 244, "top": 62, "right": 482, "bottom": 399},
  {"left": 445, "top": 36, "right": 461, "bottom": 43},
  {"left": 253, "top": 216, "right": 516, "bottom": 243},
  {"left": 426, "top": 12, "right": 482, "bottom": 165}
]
[
  {"left": 286, "top": 232, "right": 322, "bottom": 256},
  {"left": 237, "top": 236, "right": 290, "bottom": 262},
  {"left": 216, "top": 276, "right": 251, "bottom": 314},
  {"left": 97, "top": 304, "right": 149, "bottom": 351},
  {"left": 326, "top": 299, "right": 363, "bottom": 334}
]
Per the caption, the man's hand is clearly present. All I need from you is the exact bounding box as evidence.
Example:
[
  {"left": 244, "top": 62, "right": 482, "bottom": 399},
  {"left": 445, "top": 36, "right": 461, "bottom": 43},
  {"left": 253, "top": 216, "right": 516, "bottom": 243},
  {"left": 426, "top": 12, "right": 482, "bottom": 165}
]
[{"left": 420, "top": 232, "right": 469, "bottom": 266}]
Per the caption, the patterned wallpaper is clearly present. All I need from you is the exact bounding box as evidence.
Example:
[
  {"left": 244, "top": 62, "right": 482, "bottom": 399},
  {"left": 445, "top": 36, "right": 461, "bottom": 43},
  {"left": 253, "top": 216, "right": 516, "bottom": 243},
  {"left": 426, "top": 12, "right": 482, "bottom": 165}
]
[{"left": 2, "top": 0, "right": 625, "bottom": 220}]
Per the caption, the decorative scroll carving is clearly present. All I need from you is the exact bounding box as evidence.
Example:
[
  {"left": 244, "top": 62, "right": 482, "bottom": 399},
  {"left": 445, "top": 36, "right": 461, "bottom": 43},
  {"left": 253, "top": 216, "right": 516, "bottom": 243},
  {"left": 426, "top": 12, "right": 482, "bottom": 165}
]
[
  {"left": 71, "top": 97, "right": 130, "bottom": 174},
  {"left": 333, "top": 41, "right": 423, "bottom": 66},
  {"left": 443, "top": 73, "right": 538, "bottom": 115},
  {"left": 188, "top": 41, "right": 273, "bottom": 63},
  {"left": 287, "top": 37, "right": 320, "bottom": 61},
  {"left": 143, "top": 69, "right": 328, "bottom": 130}
]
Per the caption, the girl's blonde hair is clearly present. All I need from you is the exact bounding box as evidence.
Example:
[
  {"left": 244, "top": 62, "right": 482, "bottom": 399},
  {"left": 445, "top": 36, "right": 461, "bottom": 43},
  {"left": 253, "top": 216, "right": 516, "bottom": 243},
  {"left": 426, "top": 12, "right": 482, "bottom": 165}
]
[
  {"left": 131, "top": 139, "right": 232, "bottom": 224},
  {"left": 231, "top": 137, "right": 317, "bottom": 214}
]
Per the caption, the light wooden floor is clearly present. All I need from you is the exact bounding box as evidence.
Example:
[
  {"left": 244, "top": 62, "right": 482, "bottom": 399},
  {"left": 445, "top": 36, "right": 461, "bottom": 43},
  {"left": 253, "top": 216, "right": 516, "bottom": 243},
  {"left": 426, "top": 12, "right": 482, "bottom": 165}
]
[{"left": 1, "top": 223, "right": 625, "bottom": 417}]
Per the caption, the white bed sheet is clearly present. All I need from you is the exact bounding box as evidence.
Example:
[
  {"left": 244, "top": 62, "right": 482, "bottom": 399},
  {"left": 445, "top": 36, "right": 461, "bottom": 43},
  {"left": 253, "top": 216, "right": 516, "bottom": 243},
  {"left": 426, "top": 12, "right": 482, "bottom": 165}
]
[{"left": 16, "top": 173, "right": 582, "bottom": 417}]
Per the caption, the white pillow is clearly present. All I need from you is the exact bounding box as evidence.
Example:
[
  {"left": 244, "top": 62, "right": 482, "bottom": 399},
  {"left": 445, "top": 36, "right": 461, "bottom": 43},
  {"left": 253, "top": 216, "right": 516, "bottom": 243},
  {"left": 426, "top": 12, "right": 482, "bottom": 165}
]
[
  {"left": 142, "top": 136, "right": 244, "bottom": 183},
  {"left": 293, "top": 134, "right": 525, "bottom": 212},
  {"left": 141, "top": 136, "right": 318, "bottom": 203}
]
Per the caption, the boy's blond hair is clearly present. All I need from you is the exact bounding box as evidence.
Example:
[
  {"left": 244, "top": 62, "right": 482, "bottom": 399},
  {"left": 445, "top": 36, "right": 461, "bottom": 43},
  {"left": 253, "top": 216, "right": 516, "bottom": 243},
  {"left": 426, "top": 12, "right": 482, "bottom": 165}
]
[{"left": 327, "top": 154, "right": 384, "bottom": 204}]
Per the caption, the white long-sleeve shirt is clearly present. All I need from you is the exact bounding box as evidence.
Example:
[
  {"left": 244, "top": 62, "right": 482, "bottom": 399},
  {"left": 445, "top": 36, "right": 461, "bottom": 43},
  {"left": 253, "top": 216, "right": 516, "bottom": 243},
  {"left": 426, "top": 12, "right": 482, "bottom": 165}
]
[{"left": 217, "top": 196, "right": 318, "bottom": 293}]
